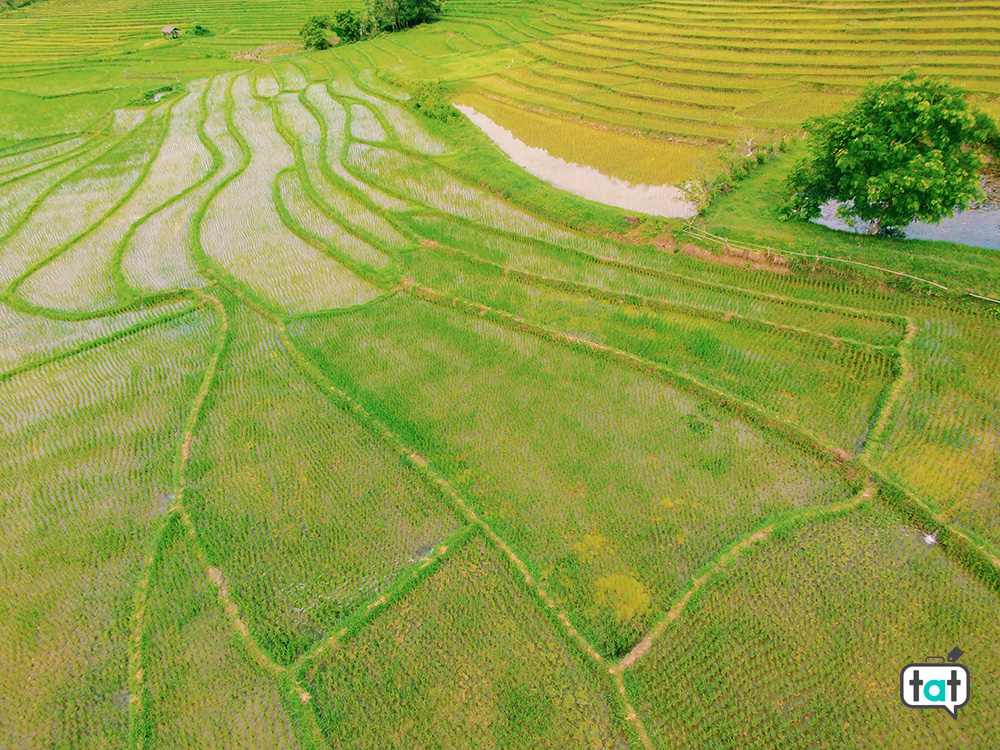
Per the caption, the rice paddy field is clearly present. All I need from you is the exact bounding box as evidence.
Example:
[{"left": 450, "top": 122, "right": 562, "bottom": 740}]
[{"left": 1, "top": 0, "right": 999, "bottom": 748}]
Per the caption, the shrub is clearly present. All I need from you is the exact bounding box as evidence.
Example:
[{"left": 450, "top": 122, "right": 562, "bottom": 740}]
[
  {"left": 300, "top": 14, "right": 332, "bottom": 50},
  {"left": 410, "top": 81, "right": 460, "bottom": 123},
  {"left": 331, "top": 10, "right": 362, "bottom": 43}
]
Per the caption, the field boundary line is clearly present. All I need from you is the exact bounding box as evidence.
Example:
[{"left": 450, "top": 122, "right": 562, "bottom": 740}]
[
  {"left": 319, "top": 78, "right": 424, "bottom": 238},
  {"left": 126, "top": 513, "right": 176, "bottom": 750},
  {"left": 289, "top": 524, "right": 480, "bottom": 675},
  {"left": 1, "top": 283, "right": 189, "bottom": 322},
  {"left": 123, "top": 288, "right": 333, "bottom": 750},
  {"left": 684, "top": 226, "right": 1000, "bottom": 306},
  {"left": 337, "top": 132, "right": 908, "bottom": 334},
  {"left": 0, "top": 132, "right": 74, "bottom": 161},
  {"left": 186, "top": 286, "right": 480, "bottom": 747},
  {"left": 0, "top": 133, "right": 106, "bottom": 187},
  {"left": 127, "top": 289, "right": 230, "bottom": 749},
  {"left": 859, "top": 317, "right": 917, "bottom": 461},
  {"left": 282, "top": 72, "right": 424, "bottom": 244},
  {"left": 614, "top": 484, "right": 875, "bottom": 674},
  {"left": 0, "top": 297, "right": 198, "bottom": 383},
  {"left": 589, "top": 233, "right": 907, "bottom": 324},
  {"left": 684, "top": 226, "right": 947, "bottom": 288},
  {"left": 427, "top": 239, "right": 897, "bottom": 353},
  {"left": 612, "top": 671, "right": 653, "bottom": 749},
  {"left": 275, "top": 323, "right": 608, "bottom": 669},
  {"left": 865, "top": 460, "right": 1000, "bottom": 570},
  {"left": 287, "top": 71, "right": 422, "bottom": 252},
  {"left": 402, "top": 280, "right": 849, "bottom": 462},
  {"left": 5, "top": 100, "right": 177, "bottom": 299},
  {"left": 314, "top": 79, "right": 908, "bottom": 329},
  {"left": 854, "top": 315, "right": 1000, "bottom": 570},
  {"left": 185, "top": 74, "right": 292, "bottom": 319},
  {"left": 401, "top": 283, "right": 1000, "bottom": 591},
  {"left": 112, "top": 80, "right": 222, "bottom": 301},
  {"left": 270, "top": 163, "right": 395, "bottom": 289},
  {"left": 415, "top": 206, "right": 907, "bottom": 327},
  {"left": 0, "top": 115, "right": 157, "bottom": 282}
]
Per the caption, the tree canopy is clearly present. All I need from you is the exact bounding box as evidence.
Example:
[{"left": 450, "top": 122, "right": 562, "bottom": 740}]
[
  {"left": 362, "top": 0, "right": 443, "bottom": 33},
  {"left": 300, "top": 15, "right": 332, "bottom": 50},
  {"left": 784, "top": 70, "right": 998, "bottom": 235},
  {"left": 303, "top": 0, "right": 443, "bottom": 49},
  {"left": 331, "top": 10, "right": 362, "bottom": 43}
]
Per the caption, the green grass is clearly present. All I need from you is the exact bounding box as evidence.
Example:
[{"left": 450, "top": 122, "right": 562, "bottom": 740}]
[
  {"left": 4, "top": 0, "right": 998, "bottom": 185},
  {"left": 629, "top": 503, "right": 1000, "bottom": 748},
  {"left": 871, "top": 310, "right": 1000, "bottom": 548},
  {"left": 2, "top": 5, "right": 999, "bottom": 748},
  {"left": 187, "top": 303, "right": 460, "bottom": 665},
  {"left": 289, "top": 294, "right": 855, "bottom": 657},
  {"left": 394, "top": 243, "right": 898, "bottom": 451},
  {"left": 304, "top": 533, "right": 630, "bottom": 749},
  {"left": 144, "top": 519, "right": 301, "bottom": 750},
  {"left": 0, "top": 309, "right": 214, "bottom": 748}
]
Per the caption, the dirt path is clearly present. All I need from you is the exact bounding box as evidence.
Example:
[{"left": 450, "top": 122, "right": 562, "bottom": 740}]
[
  {"left": 860, "top": 317, "right": 918, "bottom": 461},
  {"left": 614, "top": 484, "right": 874, "bottom": 674},
  {"left": 276, "top": 323, "right": 607, "bottom": 670}
]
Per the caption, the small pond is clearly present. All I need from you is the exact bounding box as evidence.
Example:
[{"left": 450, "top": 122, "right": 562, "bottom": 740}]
[
  {"left": 815, "top": 200, "right": 1000, "bottom": 251},
  {"left": 456, "top": 104, "right": 697, "bottom": 219}
]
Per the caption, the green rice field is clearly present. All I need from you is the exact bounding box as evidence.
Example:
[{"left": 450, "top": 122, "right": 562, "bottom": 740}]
[{"left": 1, "top": 0, "right": 999, "bottom": 748}]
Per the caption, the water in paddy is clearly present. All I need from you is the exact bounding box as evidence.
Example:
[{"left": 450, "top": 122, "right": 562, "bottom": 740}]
[
  {"left": 815, "top": 200, "right": 1000, "bottom": 251},
  {"left": 456, "top": 104, "right": 698, "bottom": 219}
]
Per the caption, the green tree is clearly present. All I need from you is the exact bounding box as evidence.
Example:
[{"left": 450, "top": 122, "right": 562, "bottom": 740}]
[
  {"left": 361, "top": 0, "right": 444, "bottom": 35},
  {"left": 784, "top": 70, "right": 997, "bottom": 235},
  {"left": 400, "top": 0, "right": 444, "bottom": 27},
  {"left": 331, "top": 10, "right": 362, "bottom": 43},
  {"left": 410, "top": 80, "right": 460, "bottom": 123},
  {"left": 299, "top": 14, "right": 332, "bottom": 50}
]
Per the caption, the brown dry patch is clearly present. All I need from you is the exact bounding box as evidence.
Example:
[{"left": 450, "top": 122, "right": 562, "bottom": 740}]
[
  {"left": 180, "top": 434, "right": 193, "bottom": 461},
  {"left": 207, "top": 566, "right": 225, "bottom": 588},
  {"left": 680, "top": 242, "right": 790, "bottom": 274},
  {"left": 231, "top": 43, "right": 299, "bottom": 63},
  {"left": 832, "top": 448, "right": 853, "bottom": 464},
  {"left": 652, "top": 230, "right": 676, "bottom": 252},
  {"left": 419, "top": 238, "right": 441, "bottom": 248},
  {"left": 602, "top": 225, "right": 676, "bottom": 252}
]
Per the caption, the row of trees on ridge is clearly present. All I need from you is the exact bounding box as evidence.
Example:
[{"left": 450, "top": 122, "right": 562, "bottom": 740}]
[{"left": 301, "top": 0, "right": 444, "bottom": 49}]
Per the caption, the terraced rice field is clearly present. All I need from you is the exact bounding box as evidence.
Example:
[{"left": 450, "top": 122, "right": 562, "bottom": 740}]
[
  {"left": 1, "top": 1, "right": 999, "bottom": 748},
  {"left": 4, "top": 0, "right": 998, "bottom": 181}
]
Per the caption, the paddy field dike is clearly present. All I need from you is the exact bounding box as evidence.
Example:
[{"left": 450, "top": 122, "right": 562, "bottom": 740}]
[{"left": 1, "top": 0, "right": 999, "bottom": 748}]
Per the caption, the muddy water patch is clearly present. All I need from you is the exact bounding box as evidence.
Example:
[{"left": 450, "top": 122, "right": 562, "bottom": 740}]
[
  {"left": 456, "top": 105, "right": 697, "bottom": 219},
  {"left": 816, "top": 200, "right": 1000, "bottom": 251}
]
